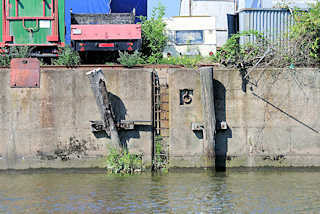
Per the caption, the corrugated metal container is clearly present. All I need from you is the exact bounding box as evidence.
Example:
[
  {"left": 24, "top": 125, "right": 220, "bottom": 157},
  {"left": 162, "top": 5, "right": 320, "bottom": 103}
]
[
  {"left": 65, "top": 0, "right": 111, "bottom": 45},
  {"left": 238, "top": 8, "right": 294, "bottom": 45},
  {"left": 0, "top": 0, "right": 65, "bottom": 48},
  {"left": 110, "top": 0, "right": 147, "bottom": 22}
]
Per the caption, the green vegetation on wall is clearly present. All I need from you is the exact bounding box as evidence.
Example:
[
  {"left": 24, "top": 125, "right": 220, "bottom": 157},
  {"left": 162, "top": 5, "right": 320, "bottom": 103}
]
[
  {"left": 153, "top": 135, "right": 168, "bottom": 172},
  {"left": 106, "top": 148, "right": 143, "bottom": 174}
]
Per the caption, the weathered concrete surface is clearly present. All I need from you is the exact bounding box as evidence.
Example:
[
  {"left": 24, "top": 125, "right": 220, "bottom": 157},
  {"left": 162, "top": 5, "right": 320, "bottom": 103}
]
[
  {"left": 0, "top": 65, "right": 319, "bottom": 169},
  {"left": 168, "top": 69, "right": 206, "bottom": 167},
  {"left": 214, "top": 67, "right": 320, "bottom": 167},
  {"left": 0, "top": 68, "right": 152, "bottom": 169},
  {"left": 150, "top": 67, "right": 215, "bottom": 168},
  {"left": 151, "top": 66, "right": 320, "bottom": 168}
]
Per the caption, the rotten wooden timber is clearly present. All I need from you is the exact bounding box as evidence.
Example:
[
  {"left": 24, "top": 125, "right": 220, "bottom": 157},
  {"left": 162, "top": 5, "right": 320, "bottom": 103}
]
[
  {"left": 199, "top": 67, "right": 216, "bottom": 167},
  {"left": 86, "top": 68, "right": 121, "bottom": 150}
]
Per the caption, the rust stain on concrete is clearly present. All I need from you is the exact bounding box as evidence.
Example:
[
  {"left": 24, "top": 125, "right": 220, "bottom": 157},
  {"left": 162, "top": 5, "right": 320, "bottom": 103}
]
[{"left": 40, "top": 73, "right": 55, "bottom": 128}]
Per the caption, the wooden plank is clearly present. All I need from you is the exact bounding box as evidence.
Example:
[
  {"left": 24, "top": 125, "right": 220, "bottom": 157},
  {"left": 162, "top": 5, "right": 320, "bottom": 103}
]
[
  {"left": 199, "top": 67, "right": 216, "bottom": 167},
  {"left": 86, "top": 68, "right": 121, "bottom": 151}
]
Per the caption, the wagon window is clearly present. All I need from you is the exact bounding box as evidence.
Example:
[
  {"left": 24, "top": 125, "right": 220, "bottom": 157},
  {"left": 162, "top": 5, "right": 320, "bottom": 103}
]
[{"left": 175, "top": 30, "right": 204, "bottom": 45}]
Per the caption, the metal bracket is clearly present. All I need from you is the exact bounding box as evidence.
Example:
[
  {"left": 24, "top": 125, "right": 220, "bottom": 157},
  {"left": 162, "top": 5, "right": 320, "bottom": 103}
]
[
  {"left": 90, "top": 120, "right": 105, "bottom": 133},
  {"left": 191, "top": 122, "right": 204, "bottom": 131},
  {"left": 192, "top": 121, "right": 228, "bottom": 132},
  {"left": 216, "top": 120, "right": 228, "bottom": 130},
  {"left": 117, "top": 120, "right": 135, "bottom": 130},
  {"left": 90, "top": 120, "right": 152, "bottom": 133}
]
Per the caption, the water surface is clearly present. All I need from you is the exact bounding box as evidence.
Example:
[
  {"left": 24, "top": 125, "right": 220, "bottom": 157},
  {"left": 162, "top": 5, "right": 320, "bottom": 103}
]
[{"left": 0, "top": 168, "right": 319, "bottom": 213}]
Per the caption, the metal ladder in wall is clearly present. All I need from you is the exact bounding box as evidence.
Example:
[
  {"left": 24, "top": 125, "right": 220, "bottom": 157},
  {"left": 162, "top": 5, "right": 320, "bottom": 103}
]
[{"left": 153, "top": 71, "right": 169, "bottom": 169}]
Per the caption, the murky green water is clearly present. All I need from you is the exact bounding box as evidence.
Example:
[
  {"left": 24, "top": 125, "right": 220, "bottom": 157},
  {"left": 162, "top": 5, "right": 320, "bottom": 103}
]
[{"left": 0, "top": 169, "right": 320, "bottom": 213}]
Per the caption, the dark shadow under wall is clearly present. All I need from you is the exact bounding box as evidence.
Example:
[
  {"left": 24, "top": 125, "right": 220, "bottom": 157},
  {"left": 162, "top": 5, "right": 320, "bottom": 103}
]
[{"left": 214, "top": 80, "right": 232, "bottom": 171}]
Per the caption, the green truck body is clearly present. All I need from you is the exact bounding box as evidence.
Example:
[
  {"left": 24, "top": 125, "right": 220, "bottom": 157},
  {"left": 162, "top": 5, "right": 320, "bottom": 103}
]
[{"left": 0, "top": 0, "right": 64, "bottom": 51}]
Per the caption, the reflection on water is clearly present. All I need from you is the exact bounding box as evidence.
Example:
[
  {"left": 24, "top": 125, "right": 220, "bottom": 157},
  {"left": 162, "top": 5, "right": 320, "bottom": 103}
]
[{"left": 0, "top": 169, "right": 320, "bottom": 213}]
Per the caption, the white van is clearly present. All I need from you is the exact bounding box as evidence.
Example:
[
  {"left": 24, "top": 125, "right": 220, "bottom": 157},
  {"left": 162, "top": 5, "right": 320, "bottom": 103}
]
[{"left": 163, "top": 16, "right": 217, "bottom": 57}]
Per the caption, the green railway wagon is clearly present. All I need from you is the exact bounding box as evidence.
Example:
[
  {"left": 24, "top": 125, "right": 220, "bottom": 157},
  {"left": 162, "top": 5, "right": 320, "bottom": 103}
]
[{"left": 0, "top": 0, "right": 65, "bottom": 56}]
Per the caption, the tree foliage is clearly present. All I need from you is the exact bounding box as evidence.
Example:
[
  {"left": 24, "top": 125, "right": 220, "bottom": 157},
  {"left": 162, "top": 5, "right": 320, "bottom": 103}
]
[
  {"left": 291, "top": 2, "right": 320, "bottom": 63},
  {"left": 211, "top": 30, "right": 267, "bottom": 68},
  {"left": 139, "top": 3, "right": 168, "bottom": 64}
]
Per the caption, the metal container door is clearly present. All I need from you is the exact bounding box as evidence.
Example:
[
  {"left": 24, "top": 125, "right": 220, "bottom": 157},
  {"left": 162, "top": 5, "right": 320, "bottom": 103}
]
[{"left": 2, "top": 0, "right": 60, "bottom": 46}]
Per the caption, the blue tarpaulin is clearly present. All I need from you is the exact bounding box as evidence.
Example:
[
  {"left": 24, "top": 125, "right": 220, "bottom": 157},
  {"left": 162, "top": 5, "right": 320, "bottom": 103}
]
[
  {"left": 245, "top": 0, "right": 262, "bottom": 8},
  {"left": 110, "top": 0, "right": 147, "bottom": 22},
  {"left": 65, "top": 0, "right": 111, "bottom": 45}
]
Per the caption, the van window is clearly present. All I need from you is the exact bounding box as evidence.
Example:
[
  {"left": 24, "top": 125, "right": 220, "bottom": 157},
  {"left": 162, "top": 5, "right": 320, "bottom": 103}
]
[{"left": 175, "top": 30, "right": 204, "bottom": 45}]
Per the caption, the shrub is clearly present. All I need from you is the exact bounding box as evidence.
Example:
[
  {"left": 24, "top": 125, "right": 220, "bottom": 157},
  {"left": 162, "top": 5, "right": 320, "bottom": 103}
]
[
  {"left": 117, "top": 51, "right": 144, "bottom": 67},
  {"left": 139, "top": 3, "right": 168, "bottom": 64},
  {"left": 153, "top": 135, "right": 168, "bottom": 171},
  {"left": 160, "top": 55, "right": 204, "bottom": 68},
  {"left": 106, "top": 148, "right": 143, "bottom": 174},
  {"left": 211, "top": 30, "right": 267, "bottom": 68},
  {"left": 10, "top": 46, "right": 32, "bottom": 58},
  {"left": 0, "top": 46, "right": 32, "bottom": 67},
  {"left": 0, "top": 49, "right": 10, "bottom": 67},
  {"left": 290, "top": 2, "right": 320, "bottom": 65},
  {"left": 52, "top": 47, "right": 80, "bottom": 67}
]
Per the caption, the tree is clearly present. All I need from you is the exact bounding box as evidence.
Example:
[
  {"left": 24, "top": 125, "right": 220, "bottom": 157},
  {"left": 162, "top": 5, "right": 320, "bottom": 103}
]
[{"left": 139, "top": 3, "right": 168, "bottom": 64}]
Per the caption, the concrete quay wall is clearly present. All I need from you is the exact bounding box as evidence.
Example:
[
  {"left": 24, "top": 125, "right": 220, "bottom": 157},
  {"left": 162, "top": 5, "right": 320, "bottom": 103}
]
[
  {"left": 154, "top": 67, "right": 320, "bottom": 168},
  {"left": 0, "top": 67, "right": 152, "bottom": 169},
  {"left": 213, "top": 67, "right": 320, "bottom": 167},
  {"left": 0, "top": 66, "right": 319, "bottom": 169}
]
